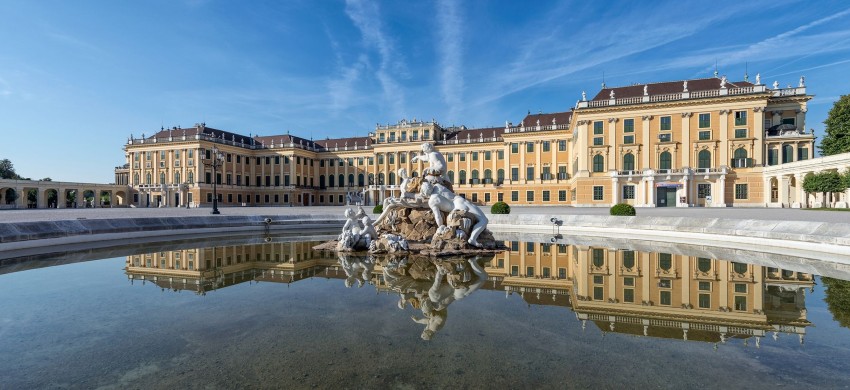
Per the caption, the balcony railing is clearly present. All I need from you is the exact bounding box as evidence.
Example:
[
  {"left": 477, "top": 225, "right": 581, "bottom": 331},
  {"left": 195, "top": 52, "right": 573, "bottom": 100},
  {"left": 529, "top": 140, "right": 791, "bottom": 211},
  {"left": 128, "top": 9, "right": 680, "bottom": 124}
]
[{"left": 576, "top": 84, "right": 780, "bottom": 109}]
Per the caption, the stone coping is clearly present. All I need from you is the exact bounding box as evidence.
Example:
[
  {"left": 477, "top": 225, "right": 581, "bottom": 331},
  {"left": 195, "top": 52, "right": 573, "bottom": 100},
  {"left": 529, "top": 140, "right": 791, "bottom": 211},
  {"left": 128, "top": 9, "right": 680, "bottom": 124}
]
[
  {"left": 0, "top": 215, "right": 346, "bottom": 245},
  {"left": 2, "top": 213, "right": 850, "bottom": 260},
  {"left": 487, "top": 214, "right": 850, "bottom": 247},
  {"left": 488, "top": 214, "right": 850, "bottom": 259}
]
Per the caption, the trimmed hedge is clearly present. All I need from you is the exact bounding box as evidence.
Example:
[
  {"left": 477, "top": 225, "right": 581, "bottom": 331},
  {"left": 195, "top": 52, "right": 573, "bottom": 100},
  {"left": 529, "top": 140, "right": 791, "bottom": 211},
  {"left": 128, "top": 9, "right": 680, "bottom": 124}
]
[
  {"left": 610, "top": 203, "right": 636, "bottom": 216},
  {"left": 373, "top": 204, "right": 383, "bottom": 214},
  {"left": 491, "top": 201, "right": 511, "bottom": 214}
]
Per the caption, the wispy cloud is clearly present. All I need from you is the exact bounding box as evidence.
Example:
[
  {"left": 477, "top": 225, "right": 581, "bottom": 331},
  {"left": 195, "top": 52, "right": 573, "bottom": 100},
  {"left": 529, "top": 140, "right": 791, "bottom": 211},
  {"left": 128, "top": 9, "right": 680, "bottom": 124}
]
[
  {"left": 471, "top": 2, "right": 752, "bottom": 107},
  {"left": 771, "top": 58, "right": 850, "bottom": 79},
  {"left": 0, "top": 77, "right": 11, "bottom": 97},
  {"left": 344, "top": 0, "right": 406, "bottom": 118},
  {"left": 436, "top": 0, "right": 463, "bottom": 122}
]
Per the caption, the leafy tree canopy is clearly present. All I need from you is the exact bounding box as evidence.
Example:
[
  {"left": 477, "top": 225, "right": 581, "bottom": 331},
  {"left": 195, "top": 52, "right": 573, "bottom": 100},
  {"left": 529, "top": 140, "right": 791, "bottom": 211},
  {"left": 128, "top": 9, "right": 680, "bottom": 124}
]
[{"left": 819, "top": 95, "right": 850, "bottom": 156}]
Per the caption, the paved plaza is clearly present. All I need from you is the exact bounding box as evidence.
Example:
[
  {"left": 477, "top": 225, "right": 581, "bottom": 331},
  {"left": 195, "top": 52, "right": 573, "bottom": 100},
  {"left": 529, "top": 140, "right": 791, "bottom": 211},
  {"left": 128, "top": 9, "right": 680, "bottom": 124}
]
[{"left": 1, "top": 205, "right": 849, "bottom": 224}]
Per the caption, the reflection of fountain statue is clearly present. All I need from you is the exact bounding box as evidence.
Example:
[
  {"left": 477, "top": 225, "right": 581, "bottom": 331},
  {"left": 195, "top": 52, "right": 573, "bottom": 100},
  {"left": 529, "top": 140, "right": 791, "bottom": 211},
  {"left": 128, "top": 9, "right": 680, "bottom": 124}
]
[
  {"left": 382, "top": 255, "right": 489, "bottom": 340},
  {"left": 338, "top": 253, "right": 375, "bottom": 288},
  {"left": 320, "top": 142, "right": 500, "bottom": 255}
]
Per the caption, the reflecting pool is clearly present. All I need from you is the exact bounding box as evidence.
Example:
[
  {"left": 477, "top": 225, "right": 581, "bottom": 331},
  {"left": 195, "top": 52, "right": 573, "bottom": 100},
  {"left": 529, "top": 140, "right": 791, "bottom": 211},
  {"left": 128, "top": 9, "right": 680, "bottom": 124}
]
[{"left": 2, "top": 234, "right": 850, "bottom": 388}]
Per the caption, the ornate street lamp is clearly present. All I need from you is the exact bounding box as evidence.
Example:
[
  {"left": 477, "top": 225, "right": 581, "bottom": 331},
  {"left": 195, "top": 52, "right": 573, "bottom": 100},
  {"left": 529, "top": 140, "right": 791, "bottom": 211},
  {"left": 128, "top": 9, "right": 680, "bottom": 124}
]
[{"left": 204, "top": 146, "right": 225, "bottom": 215}]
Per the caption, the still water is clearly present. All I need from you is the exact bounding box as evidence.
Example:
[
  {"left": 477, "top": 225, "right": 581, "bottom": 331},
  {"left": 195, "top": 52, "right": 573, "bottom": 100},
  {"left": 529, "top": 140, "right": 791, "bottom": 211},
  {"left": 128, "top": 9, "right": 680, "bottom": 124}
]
[{"left": 2, "top": 234, "right": 850, "bottom": 388}]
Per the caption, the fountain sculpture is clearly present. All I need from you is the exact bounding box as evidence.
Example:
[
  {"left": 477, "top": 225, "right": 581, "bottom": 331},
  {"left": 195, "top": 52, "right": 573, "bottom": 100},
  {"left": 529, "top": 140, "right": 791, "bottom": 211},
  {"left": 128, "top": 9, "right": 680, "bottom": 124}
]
[{"left": 318, "top": 142, "right": 500, "bottom": 256}]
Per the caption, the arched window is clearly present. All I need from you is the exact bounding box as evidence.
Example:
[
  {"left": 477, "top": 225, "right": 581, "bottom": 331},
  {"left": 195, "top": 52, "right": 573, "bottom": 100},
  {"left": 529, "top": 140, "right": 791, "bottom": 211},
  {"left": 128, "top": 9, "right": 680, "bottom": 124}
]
[
  {"left": 592, "top": 155, "right": 605, "bottom": 172},
  {"left": 698, "top": 150, "right": 711, "bottom": 169},
  {"left": 146, "top": 173, "right": 152, "bottom": 184},
  {"left": 622, "top": 251, "right": 635, "bottom": 269},
  {"left": 658, "top": 253, "right": 672, "bottom": 271},
  {"left": 329, "top": 175, "right": 335, "bottom": 187},
  {"left": 734, "top": 148, "right": 748, "bottom": 159},
  {"left": 159, "top": 173, "right": 165, "bottom": 184},
  {"left": 782, "top": 144, "right": 794, "bottom": 163},
  {"left": 459, "top": 170, "right": 467, "bottom": 184},
  {"left": 188, "top": 172, "right": 194, "bottom": 183},
  {"left": 447, "top": 171, "right": 454, "bottom": 184},
  {"left": 471, "top": 170, "right": 479, "bottom": 180},
  {"left": 133, "top": 173, "right": 139, "bottom": 184},
  {"left": 319, "top": 175, "right": 325, "bottom": 188},
  {"left": 338, "top": 174, "right": 344, "bottom": 187},
  {"left": 622, "top": 153, "right": 635, "bottom": 171},
  {"left": 174, "top": 172, "right": 181, "bottom": 184},
  {"left": 484, "top": 169, "right": 492, "bottom": 180},
  {"left": 592, "top": 249, "right": 604, "bottom": 267},
  {"left": 377, "top": 173, "right": 384, "bottom": 185},
  {"left": 659, "top": 151, "right": 672, "bottom": 170},
  {"left": 358, "top": 173, "right": 364, "bottom": 186},
  {"left": 732, "top": 262, "right": 748, "bottom": 274},
  {"left": 411, "top": 171, "right": 418, "bottom": 177},
  {"left": 389, "top": 172, "right": 396, "bottom": 185},
  {"left": 697, "top": 258, "right": 712, "bottom": 273},
  {"left": 348, "top": 174, "right": 354, "bottom": 186},
  {"left": 368, "top": 173, "right": 374, "bottom": 185},
  {"left": 497, "top": 169, "right": 505, "bottom": 181}
]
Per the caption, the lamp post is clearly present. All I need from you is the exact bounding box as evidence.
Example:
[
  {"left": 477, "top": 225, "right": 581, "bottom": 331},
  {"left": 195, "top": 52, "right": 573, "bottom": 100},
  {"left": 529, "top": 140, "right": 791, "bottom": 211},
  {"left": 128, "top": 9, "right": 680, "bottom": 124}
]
[{"left": 204, "top": 146, "right": 225, "bottom": 215}]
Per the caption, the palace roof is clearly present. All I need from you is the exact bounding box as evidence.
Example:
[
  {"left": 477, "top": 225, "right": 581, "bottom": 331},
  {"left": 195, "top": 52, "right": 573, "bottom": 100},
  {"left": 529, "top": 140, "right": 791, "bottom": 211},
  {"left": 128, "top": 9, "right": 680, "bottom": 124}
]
[
  {"left": 443, "top": 126, "right": 505, "bottom": 141},
  {"left": 591, "top": 77, "right": 755, "bottom": 101},
  {"left": 521, "top": 111, "right": 573, "bottom": 126}
]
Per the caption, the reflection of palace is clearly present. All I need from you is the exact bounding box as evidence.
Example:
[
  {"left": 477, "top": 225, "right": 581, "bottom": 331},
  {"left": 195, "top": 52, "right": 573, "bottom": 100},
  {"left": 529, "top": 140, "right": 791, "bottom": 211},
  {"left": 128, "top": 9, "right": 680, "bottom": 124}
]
[
  {"left": 115, "top": 77, "right": 815, "bottom": 209},
  {"left": 488, "top": 241, "right": 813, "bottom": 345},
  {"left": 126, "top": 240, "right": 814, "bottom": 344}
]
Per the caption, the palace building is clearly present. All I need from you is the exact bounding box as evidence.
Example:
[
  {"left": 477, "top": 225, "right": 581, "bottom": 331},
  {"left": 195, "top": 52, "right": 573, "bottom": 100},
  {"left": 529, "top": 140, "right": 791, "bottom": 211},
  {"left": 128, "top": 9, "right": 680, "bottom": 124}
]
[{"left": 115, "top": 75, "right": 814, "bottom": 208}]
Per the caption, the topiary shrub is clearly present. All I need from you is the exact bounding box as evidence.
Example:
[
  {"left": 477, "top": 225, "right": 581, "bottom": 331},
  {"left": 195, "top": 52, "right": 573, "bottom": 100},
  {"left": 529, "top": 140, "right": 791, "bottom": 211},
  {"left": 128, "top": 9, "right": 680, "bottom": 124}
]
[
  {"left": 373, "top": 204, "right": 383, "bottom": 214},
  {"left": 610, "top": 203, "right": 636, "bottom": 216},
  {"left": 491, "top": 201, "right": 511, "bottom": 214}
]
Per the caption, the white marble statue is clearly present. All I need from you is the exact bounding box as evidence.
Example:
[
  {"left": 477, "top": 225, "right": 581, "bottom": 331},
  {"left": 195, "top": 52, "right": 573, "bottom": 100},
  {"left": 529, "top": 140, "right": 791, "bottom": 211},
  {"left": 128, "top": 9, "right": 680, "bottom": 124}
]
[
  {"left": 755, "top": 73, "right": 761, "bottom": 85},
  {"left": 720, "top": 75, "right": 727, "bottom": 88},
  {"left": 643, "top": 84, "right": 648, "bottom": 96},
  {"left": 581, "top": 91, "right": 587, "bottom": 101},
  {"left": 411, "top": 142, "right": 446, "bottom": 183},
  {"left": 420, "top": 182, "right": 488, "bottom": 247}
]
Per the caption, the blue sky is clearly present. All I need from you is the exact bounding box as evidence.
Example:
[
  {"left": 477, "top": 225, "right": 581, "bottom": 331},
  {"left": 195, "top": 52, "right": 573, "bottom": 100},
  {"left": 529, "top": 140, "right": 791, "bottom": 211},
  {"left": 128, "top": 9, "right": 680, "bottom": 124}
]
[{"left": 1, "top": 0, "right": 849, "bottom": 183}]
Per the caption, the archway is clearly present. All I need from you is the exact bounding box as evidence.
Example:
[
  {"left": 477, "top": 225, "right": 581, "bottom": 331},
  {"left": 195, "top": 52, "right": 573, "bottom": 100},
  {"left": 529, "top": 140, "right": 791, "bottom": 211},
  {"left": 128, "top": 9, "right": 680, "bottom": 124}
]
[
  {"left": 1, "top": 187, "right": 17, "bottom": 207},
  {"left": 43, "top": 189, "right": 59, "bottom": 208},
  {"left": 24, "top": 187, "right": 37, "bottom": 208},
  {"left": 100, "top": 190, "right": 112, "bottom": 207},
  {"left": 83, "top": 190, "right": 96, "bottom": 208},
  {"left": 65, "top": 189, "right": 78, "bottom": 208},
  {"left": 769, "top": 177, "right": 779, "bottom": 204},
  {"left": 115, "top": 191, "right": 126, "bottom": 206}
]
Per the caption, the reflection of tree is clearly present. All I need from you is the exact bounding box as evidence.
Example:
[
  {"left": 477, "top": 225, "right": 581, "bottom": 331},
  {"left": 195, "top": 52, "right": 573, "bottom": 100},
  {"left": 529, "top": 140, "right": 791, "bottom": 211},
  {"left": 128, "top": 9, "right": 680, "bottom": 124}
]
[{"left": 823, "top": 277, "right": 850, "bottom": 329}]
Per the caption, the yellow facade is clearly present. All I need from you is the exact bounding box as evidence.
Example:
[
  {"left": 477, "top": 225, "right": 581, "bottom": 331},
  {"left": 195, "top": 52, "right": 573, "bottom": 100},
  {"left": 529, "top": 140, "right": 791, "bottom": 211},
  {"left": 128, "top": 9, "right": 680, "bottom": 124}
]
[{"left": 117, "top": 77, "right": 814, "bottom": 208}]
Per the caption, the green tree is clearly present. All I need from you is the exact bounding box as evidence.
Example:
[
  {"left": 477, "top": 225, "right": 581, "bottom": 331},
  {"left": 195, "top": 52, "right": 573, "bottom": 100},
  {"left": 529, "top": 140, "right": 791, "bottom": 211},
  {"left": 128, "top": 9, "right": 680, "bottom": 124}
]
[
  {"left": 844, "top": 169, "right": 850, "bottom": 189},
  {"left": 823, "top": 277, "right": 850, "bottom": 329},
  {"left": 0, "top": 158, "right": 18, "bottom": 179},
  {"left": 819, "top": 94, "right": 850, "bottom": 156},
  {"left": 803, "top": 171, "right": 846, "bottom": 208}
]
